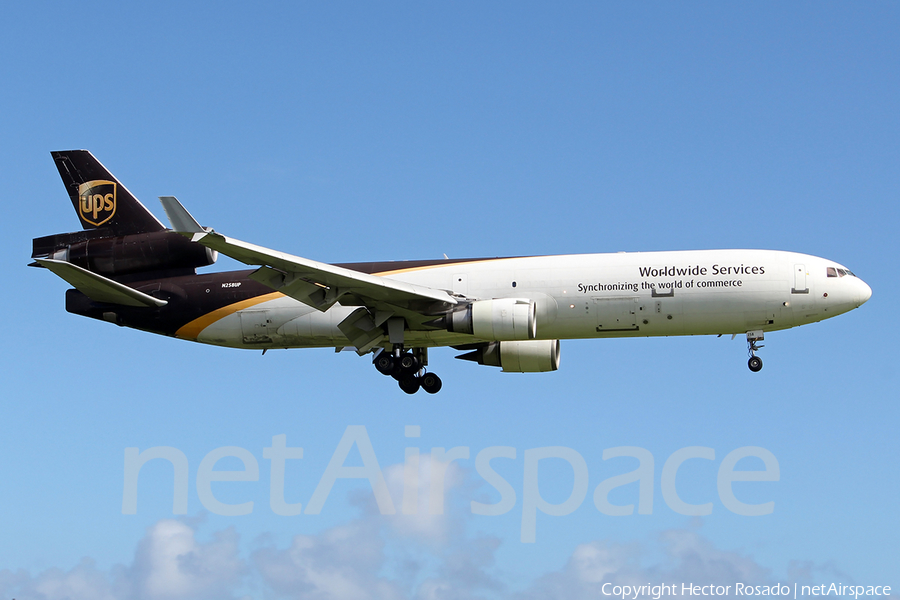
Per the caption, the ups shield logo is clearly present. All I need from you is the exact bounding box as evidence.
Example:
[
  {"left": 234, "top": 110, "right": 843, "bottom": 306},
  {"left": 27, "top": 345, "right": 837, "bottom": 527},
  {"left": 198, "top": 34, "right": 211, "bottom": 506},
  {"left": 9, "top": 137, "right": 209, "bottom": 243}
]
[{"left": 78, "top": 180, "right": 117, "bottom": 226}]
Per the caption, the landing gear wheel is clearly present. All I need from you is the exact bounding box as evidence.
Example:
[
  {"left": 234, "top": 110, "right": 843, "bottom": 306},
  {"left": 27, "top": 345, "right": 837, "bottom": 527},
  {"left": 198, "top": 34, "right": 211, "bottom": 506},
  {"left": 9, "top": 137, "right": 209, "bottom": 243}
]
[
  {"left": 398, "top": 376, "right": 421, "bottom": 395},
  {"left": 420, "top": 372, "right": 442, "bottom": 394},
  {"left": 374, "top": 354, "right": 395, "bottom": 375},
  {"left": 398, "top": 354, "right": 419, "bottom": 374},
  {"left": 748, "top": 356, "right": 763, "bottom": 372}
]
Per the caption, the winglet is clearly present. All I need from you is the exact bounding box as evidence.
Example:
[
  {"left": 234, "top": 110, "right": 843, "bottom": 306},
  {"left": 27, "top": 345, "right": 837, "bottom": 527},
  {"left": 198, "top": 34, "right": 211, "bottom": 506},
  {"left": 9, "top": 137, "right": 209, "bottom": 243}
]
[{"left": 159, "top": 196, "right": 205, "bottom": 234}]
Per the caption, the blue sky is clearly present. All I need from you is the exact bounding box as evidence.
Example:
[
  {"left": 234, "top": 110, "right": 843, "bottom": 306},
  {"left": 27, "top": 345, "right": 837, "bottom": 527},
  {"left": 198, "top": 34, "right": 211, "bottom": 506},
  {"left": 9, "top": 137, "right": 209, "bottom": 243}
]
[{"left": 1, "top": 2, "right": 898, "bottom": 599}]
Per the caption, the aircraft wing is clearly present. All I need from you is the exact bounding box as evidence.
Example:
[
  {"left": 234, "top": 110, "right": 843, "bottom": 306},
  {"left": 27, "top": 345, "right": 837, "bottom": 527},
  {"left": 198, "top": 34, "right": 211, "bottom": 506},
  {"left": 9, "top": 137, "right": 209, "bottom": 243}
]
[
  {"left": 35, "top": 258, "right": 168, "bottom": 308},
  {"left": 159, "top": 196, "right": 459, "bottom": 315}
]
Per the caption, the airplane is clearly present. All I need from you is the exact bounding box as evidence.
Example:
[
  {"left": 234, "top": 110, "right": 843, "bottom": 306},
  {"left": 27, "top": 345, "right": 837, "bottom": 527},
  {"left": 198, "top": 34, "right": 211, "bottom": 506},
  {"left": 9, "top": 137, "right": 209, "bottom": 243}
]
[{"left": 31, "top": 150, "right": 872, "bottom": 394}]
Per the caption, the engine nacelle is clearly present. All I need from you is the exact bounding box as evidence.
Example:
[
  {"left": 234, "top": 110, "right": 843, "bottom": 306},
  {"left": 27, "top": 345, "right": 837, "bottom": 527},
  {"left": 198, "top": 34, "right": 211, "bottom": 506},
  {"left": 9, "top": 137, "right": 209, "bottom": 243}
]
[
  {"left": 459, "top": 339, "right": 560, "bottom": 372},
  {"left": 444, "top": 298, "right": 537, "bottom": 341},
  {"left": 32, "top": 230, "right": 217, "bottom": 278}
]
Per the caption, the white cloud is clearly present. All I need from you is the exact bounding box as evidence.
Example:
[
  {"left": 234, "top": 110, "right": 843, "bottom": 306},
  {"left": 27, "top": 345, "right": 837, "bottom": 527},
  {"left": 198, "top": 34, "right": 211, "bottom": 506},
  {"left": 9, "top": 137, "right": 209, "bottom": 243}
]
[
  {"left": 411, "top": 536, "right": 504, "bottom": 600},
  {"left": 379, "top": 455, "right": 468, "bottom": 543},
  {"left": 124, "top": 519, "right": 246, "bottom": 600},
  {"left": 248, "top": 456, "right": 502, "bottom": 600},
  {"left": 0, "top": 520, "right": 245, "bottom": 600},
  {"left": 251, "top": 519, "right": 404, "bottom": 600},
  {"left": 515, "top": 527, "right": 790, "bottom": 600},
  {"left": 1, "top": 486, "right": 894, "bottom": 600},
  {"left": 0, "top": 558, "right": 117, "bottom": 600}
]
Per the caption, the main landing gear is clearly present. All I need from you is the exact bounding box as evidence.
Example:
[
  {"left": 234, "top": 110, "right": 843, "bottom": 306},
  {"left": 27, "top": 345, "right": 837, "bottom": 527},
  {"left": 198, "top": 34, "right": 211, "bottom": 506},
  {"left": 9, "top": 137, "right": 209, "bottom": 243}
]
[
  {"left": 373, "top": 347, "right": 443, "bottom": 395},
  {"left": 746, "top": 330, "right": 764, "bottom": 372}
]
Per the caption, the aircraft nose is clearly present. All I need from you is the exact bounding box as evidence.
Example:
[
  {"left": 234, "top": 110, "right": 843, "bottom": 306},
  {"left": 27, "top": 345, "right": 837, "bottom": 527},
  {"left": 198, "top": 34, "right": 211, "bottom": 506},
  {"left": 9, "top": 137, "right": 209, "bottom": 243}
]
[{"left": 857, "top": 280, "right": 872, "bottom": 306}]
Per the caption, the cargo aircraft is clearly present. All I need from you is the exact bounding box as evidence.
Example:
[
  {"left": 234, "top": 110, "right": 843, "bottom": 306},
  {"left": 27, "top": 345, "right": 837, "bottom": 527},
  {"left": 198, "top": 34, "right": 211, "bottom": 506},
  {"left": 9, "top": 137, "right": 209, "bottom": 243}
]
[{"left": 32, "top": 151, "right": 871, "bottom": 394}]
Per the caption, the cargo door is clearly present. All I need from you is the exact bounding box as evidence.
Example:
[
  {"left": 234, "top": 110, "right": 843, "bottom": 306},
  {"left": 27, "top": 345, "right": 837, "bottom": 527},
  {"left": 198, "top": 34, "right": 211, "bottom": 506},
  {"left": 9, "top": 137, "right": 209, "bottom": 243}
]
[
  {"left": 593, "top": 297, "right": 639, "bottom": 332},
  {"left": 240, "top": 310, "right": 273, "bottom": 343}
]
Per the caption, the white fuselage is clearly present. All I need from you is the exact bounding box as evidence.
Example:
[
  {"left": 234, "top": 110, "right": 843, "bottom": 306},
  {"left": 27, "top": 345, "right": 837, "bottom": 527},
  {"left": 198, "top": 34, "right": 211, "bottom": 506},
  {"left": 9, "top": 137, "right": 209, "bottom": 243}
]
[{"left": 188, "top": 249, "right": 871, "bottom": 350}]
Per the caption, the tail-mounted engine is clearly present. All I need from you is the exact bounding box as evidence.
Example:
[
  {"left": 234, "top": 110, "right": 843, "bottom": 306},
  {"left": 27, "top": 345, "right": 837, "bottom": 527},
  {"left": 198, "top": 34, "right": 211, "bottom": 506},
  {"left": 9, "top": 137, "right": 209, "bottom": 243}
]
[{"left": 32, "top": 229, "right": 217, "bottom": 279}]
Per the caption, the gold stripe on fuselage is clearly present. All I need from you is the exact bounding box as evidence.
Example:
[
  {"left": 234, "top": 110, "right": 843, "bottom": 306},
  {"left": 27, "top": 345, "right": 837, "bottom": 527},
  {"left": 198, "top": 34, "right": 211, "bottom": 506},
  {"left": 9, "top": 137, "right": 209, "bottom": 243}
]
[
  {"left": 176, "top": 292, "right": 284, "bottom": 340},
  {"left": 177, "top": 256, "right": 518, "bottom": 340}
]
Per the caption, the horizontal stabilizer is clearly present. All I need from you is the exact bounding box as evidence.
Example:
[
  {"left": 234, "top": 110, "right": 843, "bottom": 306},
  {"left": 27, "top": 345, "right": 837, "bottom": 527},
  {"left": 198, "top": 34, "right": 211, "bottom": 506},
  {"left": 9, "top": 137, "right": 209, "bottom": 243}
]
[{"left": 35, "top": 259, "right": 168, "bottom": 308}]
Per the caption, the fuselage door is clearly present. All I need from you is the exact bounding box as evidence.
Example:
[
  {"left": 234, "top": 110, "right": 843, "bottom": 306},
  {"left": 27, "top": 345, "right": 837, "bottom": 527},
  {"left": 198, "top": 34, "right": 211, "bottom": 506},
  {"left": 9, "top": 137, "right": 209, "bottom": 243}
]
[
  {"left": 792, "top": 264, "right": 809, "bottom": 294},
  {"left": 593, "top": 297, "right": 639, "bottom": 332},
  {"left": 765, "top": 300, "right": 784, "bottom": 327},
  {"left": 240, "top": 309, "right": 273, "bottom": 343}
]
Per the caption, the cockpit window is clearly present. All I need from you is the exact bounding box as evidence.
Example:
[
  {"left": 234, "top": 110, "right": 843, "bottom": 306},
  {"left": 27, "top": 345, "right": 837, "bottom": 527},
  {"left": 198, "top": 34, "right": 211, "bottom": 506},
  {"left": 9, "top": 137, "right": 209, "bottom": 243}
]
[{"left": 829, "top": 267, "right": 857, "bottom": 278}]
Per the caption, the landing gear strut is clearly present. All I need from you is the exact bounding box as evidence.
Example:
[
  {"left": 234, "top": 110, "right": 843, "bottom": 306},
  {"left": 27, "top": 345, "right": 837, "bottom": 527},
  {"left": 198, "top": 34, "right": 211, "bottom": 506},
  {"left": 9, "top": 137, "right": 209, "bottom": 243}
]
[
  {"left": 746, "top": 330, "right": 764, "bottom": 372},
  {"left": 373, "top": 346, "right": 442, "bottom": 394}
]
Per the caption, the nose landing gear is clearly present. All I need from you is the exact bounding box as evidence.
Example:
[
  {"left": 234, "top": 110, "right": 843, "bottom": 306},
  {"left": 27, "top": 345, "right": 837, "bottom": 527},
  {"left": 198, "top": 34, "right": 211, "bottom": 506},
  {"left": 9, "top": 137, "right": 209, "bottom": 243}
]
[
  {"left": 747, "top": 330, "right": 764, "bottom": 372},
  {"left": 373, "top": 347, "right": 442, "bottom": 394}
]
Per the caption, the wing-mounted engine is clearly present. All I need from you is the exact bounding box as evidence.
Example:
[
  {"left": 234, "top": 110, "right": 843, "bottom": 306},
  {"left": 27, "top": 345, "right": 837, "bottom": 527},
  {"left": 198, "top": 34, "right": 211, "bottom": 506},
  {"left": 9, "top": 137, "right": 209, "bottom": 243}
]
[
  {"left": 456, "top": 339, "right": 560, "bottom": 372},
  {"left": 436, "top": 298, "right": 537, "bottom": 341},
  {"left": 32, "top": 229, "right": 217, "bottom": 279}
]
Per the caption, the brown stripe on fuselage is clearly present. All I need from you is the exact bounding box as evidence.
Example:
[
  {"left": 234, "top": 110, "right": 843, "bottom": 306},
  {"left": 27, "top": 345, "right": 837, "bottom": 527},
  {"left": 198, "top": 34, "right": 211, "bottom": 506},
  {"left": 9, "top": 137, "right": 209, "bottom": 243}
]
[
  {"left": 339, "top": 255, "right": 519, "bottom": 275},
  {"left": 369, "top": 256, "right": 521, "bottom": 277}
]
